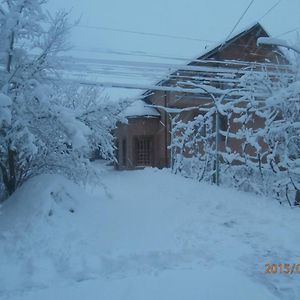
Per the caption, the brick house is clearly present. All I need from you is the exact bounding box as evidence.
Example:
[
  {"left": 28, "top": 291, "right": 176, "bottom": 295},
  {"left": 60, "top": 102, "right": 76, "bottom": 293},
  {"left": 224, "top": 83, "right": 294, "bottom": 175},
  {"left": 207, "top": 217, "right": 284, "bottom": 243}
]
[{"left": 115, "top": 23, "right": 289, "bottom": 170}]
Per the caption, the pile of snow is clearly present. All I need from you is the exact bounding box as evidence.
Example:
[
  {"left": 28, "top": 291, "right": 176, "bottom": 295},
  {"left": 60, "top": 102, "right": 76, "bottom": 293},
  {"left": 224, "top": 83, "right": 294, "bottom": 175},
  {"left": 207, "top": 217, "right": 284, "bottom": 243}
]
[
  {"left": 6, "top": 266, "right": 276, "bottom": 300},
  {"left": 0, "top": 167, "right": 300, "bottom": 299},
  {"left": 121, "top": 100, "right": 160, "bottom": 118}
]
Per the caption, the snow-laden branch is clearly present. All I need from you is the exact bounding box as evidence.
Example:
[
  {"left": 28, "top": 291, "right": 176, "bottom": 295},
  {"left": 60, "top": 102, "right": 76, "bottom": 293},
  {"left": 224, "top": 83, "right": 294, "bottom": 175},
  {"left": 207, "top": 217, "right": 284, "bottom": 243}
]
[{"left": 257, "top": 37, "right": 300, "bottom": 54}]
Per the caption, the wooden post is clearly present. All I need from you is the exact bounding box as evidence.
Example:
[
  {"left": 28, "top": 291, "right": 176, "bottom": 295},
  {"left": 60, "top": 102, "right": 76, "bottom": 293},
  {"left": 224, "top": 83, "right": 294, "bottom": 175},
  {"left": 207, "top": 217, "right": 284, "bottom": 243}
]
[
  {"left": 164, "top": 91, "right": 169, "bottom": 167},
  {"left": 295, "top": 190, "right": 300, "bottom": 206},
  {"left": 215, "top": 109, "right": 220, "bottom": 185}
]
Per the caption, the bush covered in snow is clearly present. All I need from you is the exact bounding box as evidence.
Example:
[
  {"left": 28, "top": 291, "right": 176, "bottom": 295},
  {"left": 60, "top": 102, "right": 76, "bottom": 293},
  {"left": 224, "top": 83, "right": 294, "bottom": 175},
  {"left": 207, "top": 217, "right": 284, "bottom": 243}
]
[
  {"left": 0, "top": 1, "right": 123, "bottom": 200},
  {"left": 171, "top": 56, "right": 300, "bottom": 206}
]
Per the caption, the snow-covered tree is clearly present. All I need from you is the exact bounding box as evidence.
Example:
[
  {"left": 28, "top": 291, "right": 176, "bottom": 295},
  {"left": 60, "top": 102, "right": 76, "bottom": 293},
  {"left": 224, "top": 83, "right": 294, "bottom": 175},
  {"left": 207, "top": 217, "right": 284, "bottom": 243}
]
[
  {"left": 0, "top": 1, "right": 123, "bottom": 200},
  {"left": 170, "top": 53, "right": 300, "bottom": 205},
  {"left": 0, "top": 1, "right": 75, "bottom": 198},
  {"left": 56, "top": 85, "right": 128, "bottom": 161}
]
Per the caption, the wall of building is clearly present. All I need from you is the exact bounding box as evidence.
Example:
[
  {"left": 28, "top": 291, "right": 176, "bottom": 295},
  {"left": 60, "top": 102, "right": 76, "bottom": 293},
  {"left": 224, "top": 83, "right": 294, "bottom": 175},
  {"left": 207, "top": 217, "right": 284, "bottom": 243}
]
[
  {"left": 115, "top": 117, "right": 167, "bottom": 170},
  {"left": 116, "top": 24, "right": 290, "bottom": 170}
]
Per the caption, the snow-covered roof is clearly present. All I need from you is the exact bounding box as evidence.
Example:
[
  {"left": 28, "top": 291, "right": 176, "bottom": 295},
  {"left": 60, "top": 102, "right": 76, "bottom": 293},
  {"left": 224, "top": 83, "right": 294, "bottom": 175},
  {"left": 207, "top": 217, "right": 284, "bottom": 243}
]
[
  {"left": 122, "top": 100, "right": 160, "bottom": 118},
  {"left": 141, "top": 23, "right": 277, "bottom": 99},
  {"left": 190, "top": 22, "right": 268, "bottom": 62}
]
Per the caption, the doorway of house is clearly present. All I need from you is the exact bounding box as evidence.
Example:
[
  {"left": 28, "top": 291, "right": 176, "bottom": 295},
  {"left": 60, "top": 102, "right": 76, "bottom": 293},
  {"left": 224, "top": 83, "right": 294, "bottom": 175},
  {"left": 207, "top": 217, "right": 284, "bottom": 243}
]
[{"left": 134, "top": 136, "right": 154, "bottom": 167}]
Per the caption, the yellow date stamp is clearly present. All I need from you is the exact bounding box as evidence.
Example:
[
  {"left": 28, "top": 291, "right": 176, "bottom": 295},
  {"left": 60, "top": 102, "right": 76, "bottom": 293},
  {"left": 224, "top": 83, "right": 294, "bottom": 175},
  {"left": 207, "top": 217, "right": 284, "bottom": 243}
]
[{"left": 265, "top": 263, "right": 300, "bottom": 274}]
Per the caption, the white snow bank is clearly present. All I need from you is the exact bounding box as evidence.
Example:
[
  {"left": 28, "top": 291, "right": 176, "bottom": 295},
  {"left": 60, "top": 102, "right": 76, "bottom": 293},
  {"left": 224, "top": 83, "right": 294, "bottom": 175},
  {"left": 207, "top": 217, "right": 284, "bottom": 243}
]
[
  {"left": 122, "top": 100, "right": 160, "bottom": 118},
  {"left": 8, "top": 266, "right": 275, "bottom": 300},
  {"left": 0, "top": 174, "right": 106, "bottom": 295},
  {"left": 0, "top": 167, "right": 300, "bottom": 299}
]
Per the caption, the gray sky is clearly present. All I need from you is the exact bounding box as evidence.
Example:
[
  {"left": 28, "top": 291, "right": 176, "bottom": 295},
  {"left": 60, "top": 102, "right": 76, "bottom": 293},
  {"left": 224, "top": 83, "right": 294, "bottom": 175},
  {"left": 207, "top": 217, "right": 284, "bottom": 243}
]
[
  {"left": 47, "top": 0, "right": 300, "bottom": 57},
  {"left": 46, "top": 0, "right": 300, "bottom": 99}
]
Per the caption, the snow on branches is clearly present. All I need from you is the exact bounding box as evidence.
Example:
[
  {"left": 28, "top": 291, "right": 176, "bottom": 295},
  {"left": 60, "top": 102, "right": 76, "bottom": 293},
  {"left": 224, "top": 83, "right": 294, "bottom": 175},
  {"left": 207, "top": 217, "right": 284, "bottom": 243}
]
[
  {"left": 0, "top": 1, "right": 123, "bottom": 200},
  {"left": 171, "top": 59, "right": 300, "bottom": 206}
]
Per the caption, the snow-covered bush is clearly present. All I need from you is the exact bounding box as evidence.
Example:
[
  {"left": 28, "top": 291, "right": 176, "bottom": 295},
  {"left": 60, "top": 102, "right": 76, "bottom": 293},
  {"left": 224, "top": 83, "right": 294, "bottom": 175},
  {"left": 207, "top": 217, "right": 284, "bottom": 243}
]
[
  {"left": 0, "top": 1, "right": 79, "bottom": 199},
  {"left": 171, "top": 57, "right": 300, "bottom": 206},
  {"left": 57, "top": 85, "right": 128, "bottom": 162},
  {"left": 0, "top": 1, "right": 123, "bottom": 200}
]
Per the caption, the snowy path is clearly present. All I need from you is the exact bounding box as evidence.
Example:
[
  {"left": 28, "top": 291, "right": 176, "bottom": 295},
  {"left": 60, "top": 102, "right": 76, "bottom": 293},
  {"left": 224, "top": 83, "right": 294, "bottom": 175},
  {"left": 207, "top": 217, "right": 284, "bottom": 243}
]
[
  {"left": 0, "top": 167, "right": 299, "bottom": 299},
  {"left": 99, "top": 168, "right": 300, "bottom": 299}
]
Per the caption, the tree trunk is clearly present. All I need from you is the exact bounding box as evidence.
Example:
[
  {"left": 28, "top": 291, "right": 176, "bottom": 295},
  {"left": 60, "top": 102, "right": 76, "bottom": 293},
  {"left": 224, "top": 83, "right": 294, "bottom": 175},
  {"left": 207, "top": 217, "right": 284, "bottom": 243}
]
[
  {"left": 6, "top": 31, "right": 15, "bottom": 73},
  {"left": 295, "top": 190, "right": 300, "bottom": 206},
  {"left": 7, "top": 147, "right": 16, "bottom": 195},
  {"left": 0, "top": 147, "right": 17, "bottom": 196}
]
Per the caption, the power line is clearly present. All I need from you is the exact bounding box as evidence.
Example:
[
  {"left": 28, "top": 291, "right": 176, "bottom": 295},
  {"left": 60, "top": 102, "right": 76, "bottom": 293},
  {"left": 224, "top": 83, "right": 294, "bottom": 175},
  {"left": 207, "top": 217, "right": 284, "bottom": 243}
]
[
  {"left": 70, "top": 41, "right": 288, "bottom": 65},
  {"left": 56, "top": 57, "right": 293, "bottom": 90},
  {"left": 75, "top": 24, "right": 216, "bottom": 43},
  {"left": 258, "top": 0, "right": 281, "bottom": 21},
  {"left": 221, "top": 0, "right": 255, "bottom": 47},
  {"left": 62, "top": 42, "right": 294, "bottom": 68},
  {"left": 276, "top": 26, "right": 300, "bottom": 38},
  {"left": 50, "top": 76, "right": 263, "bottom": 96},
  {"left": 49, "top": 76, "right": 280, "bottom": 101},
  {"left": 73, "top": 24, "right": 275, "bottom": 56},
  {"left": 49, "top": 55, "right": 294, "bottom": 96},
  {"left": 61, "top": 56, "right": 291, "bottom": 74},
  {"left": 70, "top": 46, "right": 195, "bottom": 63}
]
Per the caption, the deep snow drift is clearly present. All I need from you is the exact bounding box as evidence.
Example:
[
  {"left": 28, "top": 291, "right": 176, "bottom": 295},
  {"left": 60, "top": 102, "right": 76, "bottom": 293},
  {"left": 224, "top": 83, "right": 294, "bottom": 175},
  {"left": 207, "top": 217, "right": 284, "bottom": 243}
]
[{"left": 0, "top": 166, "right": 299, "bottom": 299}]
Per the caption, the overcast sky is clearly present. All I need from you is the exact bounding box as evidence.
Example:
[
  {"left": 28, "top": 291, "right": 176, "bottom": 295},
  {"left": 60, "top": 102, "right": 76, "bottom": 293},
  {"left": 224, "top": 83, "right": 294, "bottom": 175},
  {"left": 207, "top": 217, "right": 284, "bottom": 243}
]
[
  {"left": 46, "top": 0, "right": 300, "bottom": 99},
  {"left": 46, "top": 0, "right": 300, "bottom": 58}
]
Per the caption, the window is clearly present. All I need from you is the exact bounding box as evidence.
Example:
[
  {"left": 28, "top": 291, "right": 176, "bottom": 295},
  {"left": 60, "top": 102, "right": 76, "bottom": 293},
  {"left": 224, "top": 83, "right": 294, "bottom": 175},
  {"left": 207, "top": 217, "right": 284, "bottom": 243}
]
[{"left": 134, "top": 136, "right": 153, "bottom": 166}]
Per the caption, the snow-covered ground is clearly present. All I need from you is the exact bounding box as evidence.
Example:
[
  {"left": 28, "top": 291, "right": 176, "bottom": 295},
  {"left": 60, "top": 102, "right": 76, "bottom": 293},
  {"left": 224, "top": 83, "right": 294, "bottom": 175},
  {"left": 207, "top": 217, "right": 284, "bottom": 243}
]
[{"left": 0, "top": 165, "right": 299, "bottom": 299}]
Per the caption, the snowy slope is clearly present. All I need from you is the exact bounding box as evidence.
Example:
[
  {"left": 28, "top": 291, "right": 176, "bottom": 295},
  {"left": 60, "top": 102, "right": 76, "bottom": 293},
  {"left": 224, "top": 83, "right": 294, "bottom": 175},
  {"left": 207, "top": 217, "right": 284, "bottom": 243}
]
[{"left": 0, "top": 166, "right": 299, "bottom": 299}]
